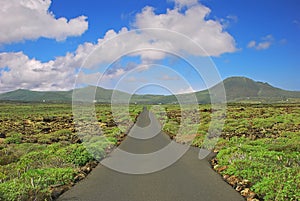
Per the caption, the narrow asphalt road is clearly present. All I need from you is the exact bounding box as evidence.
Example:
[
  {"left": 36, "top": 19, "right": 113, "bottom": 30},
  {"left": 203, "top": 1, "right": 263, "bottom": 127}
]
[{"left": 58, "top": 107, "right": 244, "bottom": 201}]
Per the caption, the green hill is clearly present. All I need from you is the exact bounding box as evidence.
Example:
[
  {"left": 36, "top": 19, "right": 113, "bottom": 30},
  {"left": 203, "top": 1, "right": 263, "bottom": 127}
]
[
  {"left": 0, "top": 89, "right": 72, "bottom": 102},
  {"left": 219, "top": 77, "right": 300, "bottom": 102},
  {"left": 0, "top": 77, "right": 299, "bottom": 103},
  {"left": 73, "top": 86, "right": 131, "bottom": 103}
]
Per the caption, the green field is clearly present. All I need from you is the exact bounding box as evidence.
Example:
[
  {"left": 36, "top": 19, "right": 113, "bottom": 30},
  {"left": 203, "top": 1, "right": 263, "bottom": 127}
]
[
  {"left": 0, "top": 103, "right": 143, "bottom": 200},
  {"left": 0, "top": 103, "right": 299, "bottom": 200},
  {"left": 161, "top": 103, "right": 300, "bottom": 201}
]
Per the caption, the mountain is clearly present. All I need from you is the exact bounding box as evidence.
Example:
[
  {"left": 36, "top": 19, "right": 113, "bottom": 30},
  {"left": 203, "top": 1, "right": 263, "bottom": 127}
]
[
  {"left": 0, "top": 89, "right": 72, "bottom": 102},
  {"left": 73, "top": 86, "right": 131, "bottom": 103},
  {"left": 216, "top": 77, "right": 300, "bottom": 102},
  {"left": 0, "top": 86, "right": 131, "bottom": 103},
  {"left": 0, "top": 77, "right": 299, "bottom": 103}
]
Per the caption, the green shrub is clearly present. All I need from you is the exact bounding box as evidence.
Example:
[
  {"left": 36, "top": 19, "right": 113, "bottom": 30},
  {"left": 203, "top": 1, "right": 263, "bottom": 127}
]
[
  {"left": 55, "top": 129, "right": 72, "bottom": 141},
  {"left": 0, "top": 168, "right": 74, "bottom": 201},
  {"left": 4, "top": 133, "right": 22, "bottom": 144},
  {"left": 216, "top": 133, "right": 300, "bottom": 201},
  {"left": 57, "top": 144, "right": 94, "bottom": 166},
  {"left": 21, "top": 167, "right": 75, "bottom": 187},
  {"left": 0, "top": 180, "right": 32, "bottom": 201}
]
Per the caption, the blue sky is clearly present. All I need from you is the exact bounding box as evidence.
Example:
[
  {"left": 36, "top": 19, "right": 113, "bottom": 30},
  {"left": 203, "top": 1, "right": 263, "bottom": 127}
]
[{"left": 0, "top": 0, "right": 299, "bottom": 94}]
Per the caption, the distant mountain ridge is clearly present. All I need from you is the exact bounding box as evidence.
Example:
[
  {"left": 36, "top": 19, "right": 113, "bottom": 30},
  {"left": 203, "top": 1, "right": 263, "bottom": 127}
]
[
  {"left": 212, "top": 77, "right": 300, "bottom": 102},
  {"left": 0, "top": 77, "right": 299, "bottom": 103}
]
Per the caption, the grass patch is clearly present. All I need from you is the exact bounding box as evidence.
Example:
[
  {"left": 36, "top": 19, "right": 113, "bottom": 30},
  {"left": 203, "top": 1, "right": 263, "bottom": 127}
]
[{"left": 0, "top": 103, "right": 141, "bottom": 200}]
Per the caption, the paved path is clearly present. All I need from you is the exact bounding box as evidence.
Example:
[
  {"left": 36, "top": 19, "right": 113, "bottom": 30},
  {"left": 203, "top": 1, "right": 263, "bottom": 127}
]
[{"left": 58, "top": 108, "right": 244, "bottom": 201}]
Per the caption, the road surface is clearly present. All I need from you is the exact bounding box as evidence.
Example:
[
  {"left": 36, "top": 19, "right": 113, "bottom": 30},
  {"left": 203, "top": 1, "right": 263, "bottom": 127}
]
[{"left": 58, "top": 107, "right": 244, "bottom": 201}]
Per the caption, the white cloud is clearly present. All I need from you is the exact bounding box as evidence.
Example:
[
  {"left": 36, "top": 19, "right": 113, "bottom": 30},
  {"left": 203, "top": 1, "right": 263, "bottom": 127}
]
[
  {"left": 134, "top": 4, "right": 237, "bottom": 56},
  {"left": 247, "top": 34, "right": 274, "bottom": 50},
  {"left": 0, "top": 52, "right": 77, "bottom": 92},
  {"left": 0, "top": 50, "right": 132, "bottom": 92},
  {"left": 0, "top": 0, "right": 88, "bottom": 44},
  {"left": 247, "top": 40, "right": 256, "bottom": 48},
  {"left": 262, "top": 34, "right": 274, "bottom": 41},
  {"left": 256, "top": 41, "right": 272, "bottom": 50},
  {"left": 0, "top": 0, "right": 238, "bottom": 92},
  {"left": 76, "top": 72, "right": 103, "bottom": 87},
  {"left": 176, "top": 86, "right": 195, "bottom": 94},
  {"left": 219, "top": 15, "right": 238, "bottom": 28},
  {"left": 171, "top": 0, "right": 199, "bottom": 8}
]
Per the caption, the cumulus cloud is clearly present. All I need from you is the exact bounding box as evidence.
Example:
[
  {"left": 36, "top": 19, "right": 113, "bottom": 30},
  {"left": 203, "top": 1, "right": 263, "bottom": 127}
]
[
  {"left": 0, "top": 0, "right": 88, "bottom": 44},
  {"left": 171, "top": 0, "right": 199, "bottom": 8},
  {"left": 0, "top": 0, "right": 237, "bottom": 92},
  {"left": 176, "top": 86, "right": 195, "bottom": 94},
  {"left": 75, "top": 71, "right": 121, "bottom": 87},
  {"left": 247, "top": 34, "right": 274, "bottom": 50},
  {"left": 72, "top": 1, "right": 237, "bottom": 67},
  {"left": 0, "top": 50, "right": 132, "bottom": 92},
  {"left": 79, "top": 1, "right": 237, "bottom": 65},
  {"left": 134, "top": 4, "right": 237, "bottom": 56},
  {"left": 0, "top": 52, "right": 77, "bottom": 92},
  {"left": 219, "top": 15, "right": 238, "bottom": 29}
]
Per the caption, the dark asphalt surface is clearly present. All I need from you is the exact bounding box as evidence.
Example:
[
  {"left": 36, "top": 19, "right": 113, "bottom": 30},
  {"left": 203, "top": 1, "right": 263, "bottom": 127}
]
[{"left": 58, "top": 108, "right": 244, "bottom": 201}]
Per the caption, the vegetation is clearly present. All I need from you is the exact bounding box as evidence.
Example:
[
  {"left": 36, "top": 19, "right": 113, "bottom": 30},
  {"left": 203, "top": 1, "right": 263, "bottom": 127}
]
[
  {"left": 161, "top": 103, "right": 300, "bottom": 201},
  {"left": 0, "top": 102, "right": 299, "bottom": 200},
  {"left": 0, "top": 103, "right": 142, "bottom": 200},
  {"left": 216, "top": 134, "right": 299, "bottom": 201}
]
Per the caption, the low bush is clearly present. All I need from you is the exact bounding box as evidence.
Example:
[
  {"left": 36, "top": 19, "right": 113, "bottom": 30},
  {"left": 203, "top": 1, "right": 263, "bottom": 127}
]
[
  {"left": 4, "top": 132, "right": 22, "bottom": 144},
  {"left": 216, "top": 133, "right": 300, "bottom": 201}
]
